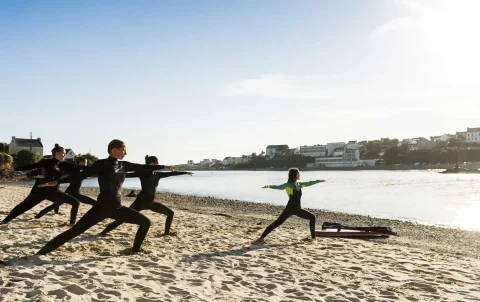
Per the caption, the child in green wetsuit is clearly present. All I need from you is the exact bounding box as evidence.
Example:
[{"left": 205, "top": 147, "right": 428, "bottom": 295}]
[{"left": 255, "top": 168, "right": 325, "bottom": 243}]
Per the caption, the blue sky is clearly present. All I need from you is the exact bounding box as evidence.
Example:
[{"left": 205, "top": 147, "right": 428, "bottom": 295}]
[{"left": 1, "top": 0, "right": 479, "bottom": 164}]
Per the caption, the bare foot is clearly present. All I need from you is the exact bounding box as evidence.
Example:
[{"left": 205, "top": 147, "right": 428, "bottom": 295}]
[{"left": 302, "top": 237, "right": 316, "bottom": 242}]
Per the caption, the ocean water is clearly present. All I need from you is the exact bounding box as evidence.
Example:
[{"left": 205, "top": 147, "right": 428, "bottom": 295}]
[{"left": 79, "top": 170, "right": 480, "bottom": 230}]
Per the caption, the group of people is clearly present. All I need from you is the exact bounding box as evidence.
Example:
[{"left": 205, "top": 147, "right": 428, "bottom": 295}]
[{"left": 1, "top": 139, "right": 325, "bottom": 256}]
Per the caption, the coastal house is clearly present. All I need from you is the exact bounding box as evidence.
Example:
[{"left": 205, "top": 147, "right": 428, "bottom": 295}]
[
  {"left": 222, "top": 157, "right": 234, "bottom": 165},
  {"left": 327, "top": 142, "right": 346, "bottom": 156},
  {"left": 466, "top": 127, "right": 480, "bottom": 143},
  {"left": 265, "top": 145, "right": 289, "bottom": 158},
  {"left": 64, "top": 149, "right": 76, "bottom": 160},
  {"left": 8, "top": 136, "right": 43, "bottom": 157},
  {"left": 430, "top": 134, "right": 454, "bottom": 142},
  {"left": 199, "top": 159, "right": 212, "bottom": 166},
  {"left": 404, "top": 137, "right": 434, "bottom": 151},
  {"left": 333, "top": 148, "right": 344, "bottom": 157},
  {"left": 298, "top": 145, "right": 327, "bottom": 157}
]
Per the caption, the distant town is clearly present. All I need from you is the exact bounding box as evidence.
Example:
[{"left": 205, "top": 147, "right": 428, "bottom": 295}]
[
  {"left": 1, "top": 127, "right": 480, "bottom": 171},
  {"left": 178, "top": 127, "right": 480, "bottom": 170}
]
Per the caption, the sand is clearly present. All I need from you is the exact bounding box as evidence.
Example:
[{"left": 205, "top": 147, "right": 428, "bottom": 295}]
[{"left": 1, "top": 185, "right": 480, "bottom": 301}]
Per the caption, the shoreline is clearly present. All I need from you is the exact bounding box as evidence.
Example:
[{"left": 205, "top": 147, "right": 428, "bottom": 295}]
[
  {"left": 83, "top": 186, "right": 480, "bottom": 259},
  {"left": 1, "top": 185, "right": 480, "bottom": 301}
]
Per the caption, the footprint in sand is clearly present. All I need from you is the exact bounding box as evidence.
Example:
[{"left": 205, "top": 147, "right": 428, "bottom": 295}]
[
  {"left": 48, "top": 288, "right": 70, "bottom": 299},
  {"left": 64, "top": 283, "right": 89, "bottom": 295}
]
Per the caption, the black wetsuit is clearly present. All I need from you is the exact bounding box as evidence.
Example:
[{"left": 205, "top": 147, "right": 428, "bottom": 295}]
[
  {"left": 35, "top": 166, "right": 96, "bottom": 219},
  {"left": 37, "top": 157, "right": 169, "bottom": 255},
  {"left": 260, "top": 181, "right": 319, "bottom": 239},
  {"left": 100, "top": 171, "right": 187, "bottom": 236},
  {"left": 2, "top": 159, "right": 81, "bottom": 225}
]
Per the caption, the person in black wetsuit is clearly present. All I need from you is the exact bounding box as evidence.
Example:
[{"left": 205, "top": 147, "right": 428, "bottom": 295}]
[
  {"left": 8, "top": 169, "right": 59, "bottom": 213},
  {"left": 36, "top": 139, "right": 175, "bottom": 255},
  {"left": 1, "top": 144, "right": 81, "bottom": 225},
  {"left": 99, "top": 155, "right": 192, "bottom": 237},
  {"left": 254, "top": 168, "right": 325, "bottom": 243},
  {"left": 35, "top": 156, "right": 96, "bottom": 219}
]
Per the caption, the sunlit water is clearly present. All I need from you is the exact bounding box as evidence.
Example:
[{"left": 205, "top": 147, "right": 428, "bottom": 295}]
[{"left": 77, "top": 170, "right": 480, "bottom": 230}]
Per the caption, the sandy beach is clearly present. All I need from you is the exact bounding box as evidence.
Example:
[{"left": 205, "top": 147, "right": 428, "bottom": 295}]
[{"left": 1, "top": 185, "right": 480, "bottom": 301}]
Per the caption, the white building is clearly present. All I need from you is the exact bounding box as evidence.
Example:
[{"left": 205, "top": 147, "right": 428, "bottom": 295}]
[
  {"left": 9, "top": 136, "right": 44, "bottom": 157},
  {"left": 199, "top": 159, "right": 211, "bottom": 166},
  {"left": 222, "top": 157, "right": 234, "bottom": 165},
  {"left": 312, "top": 157, "right": 376, "bottom": 168},
  {"left": 467, "top": 127, "right": 480, "bottom": 143},
  {"left": 298, "top": 145, "right": 327, "bottom": 157},
  {"left": 431, "top": 134, "right": 455, "bottom": 142},
  {"left": 333, "top": 148, "right": 344, "bottom": 157},
  {"left": 64, "top": 149, "right": 76, "bottom": 160},
  {"left": 327, "top": 142, "right": 345, "bottom": 156},
  {"left": 266, "top": 145, "right": 289, "bottom": 158},
  {"left": 210, "top": 159, "right": 221, "bottom": 166}
]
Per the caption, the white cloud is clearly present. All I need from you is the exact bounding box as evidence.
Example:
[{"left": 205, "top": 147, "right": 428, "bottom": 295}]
[
  {"left": 369, "top": 0, "right": 430, "bottom": 38},
  {"left": 218, "top": 73, "right": 329, "bottom": 99},
  {"left": 369, "top": 16, "right": 415, "bottom": 38}
]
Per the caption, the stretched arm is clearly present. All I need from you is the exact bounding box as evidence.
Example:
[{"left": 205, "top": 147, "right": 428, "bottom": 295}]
[
  {"left": 262, "top": 183, "right": 289, "bottom": 190},
  {"left": 14, "top": 159, "right": 46, "bottom": 171},
  {"left": 300, "top": 180, "right": 325, "bottom": 188},
  {"left": 153, "top": 171, "right": 192, "bottom": 179},
  {"left": 123, "top": 161, "right": 174, "bottom": 172},
  {"left": 40, "top": 162, "right": 100, "bottom": 187}
]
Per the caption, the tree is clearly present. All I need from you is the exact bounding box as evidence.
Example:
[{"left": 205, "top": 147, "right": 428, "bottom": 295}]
[
  {"left": 15, "top": 150, "right": 41, "bottom": 167},
  {"left": 447, "top": 138, "right": 462, "bottom": 147},
  {"left": 76, "top": 153, "right": 99, "bottom": 166},
  {"left": 0, "top": 152, "right": 13, "bottom": 169},
  {"left": 389, "top": 139, "right": 400, "bottom": 148},
  {"left": 363, "top": 150, "right": 380, "bottom": 159},
  {"left": 435, "top": 140, "right": 447, "bottom": 149},
  {"left": 0, "top": 142, "right": 8, "bottom": 153}
]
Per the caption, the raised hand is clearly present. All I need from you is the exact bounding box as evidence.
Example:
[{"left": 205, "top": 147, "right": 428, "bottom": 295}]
[
  {"left": 262, "top": 185, "right": 270, "bottom": 189},
  {"left": 186, "top": 172, "right": 194, "bottom": 176}
]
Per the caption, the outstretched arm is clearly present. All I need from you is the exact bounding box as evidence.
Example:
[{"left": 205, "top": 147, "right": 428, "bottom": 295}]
[
  {"left": 123, "top": 161, "right": 175, "bottom": 172},
  {"left": 153, "top": 171, "right": 193, "bottom": 179},
  {"left": 39, "top": 162, "right": 100, "bottom": 187},
  {"left": 13, "top": 159, "right": 46, "bottom": 171},
  {"left": 262, "top": 183, "right": 289, "bottom": 190},
  {"left": 300, "top": 180, "right": 325, "bottom": 188}
]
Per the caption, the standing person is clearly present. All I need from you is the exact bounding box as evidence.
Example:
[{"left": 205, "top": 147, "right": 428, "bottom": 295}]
[
  {"left": 255, "top": 168, "right": 325, "bottom": 243},
  {"left": 1, "top": 144, "right": 81, "bottom": 225},
  {"left": 35, "top": 156, "right": 96, "bottom": 219},
  {"left": 99, "top": 155, "right": 192, "bottom": 237},
  {"left": 36, "top": 139, "right": 175, "bottom": 255}
]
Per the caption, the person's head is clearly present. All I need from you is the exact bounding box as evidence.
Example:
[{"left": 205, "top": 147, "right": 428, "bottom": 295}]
[
  {"left": 75, "top": 156, "right": 88, "bottom": 166},
  {"left": 108, "top": 139, "right": 127, "bottom": 160},
  {"left": 145, "top": 155, "right": 158, "bottom": 165},
  {"left": 51, "top": 144, "right": 65, "bottom": 161},
  {"left": 288, "top": 168, "right": 300, "bottom": 183}
]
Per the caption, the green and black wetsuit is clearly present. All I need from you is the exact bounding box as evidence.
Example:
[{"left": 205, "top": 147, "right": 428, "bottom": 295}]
[{"left": 260, "top": 180, "right": 321, "bottom": 239}]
